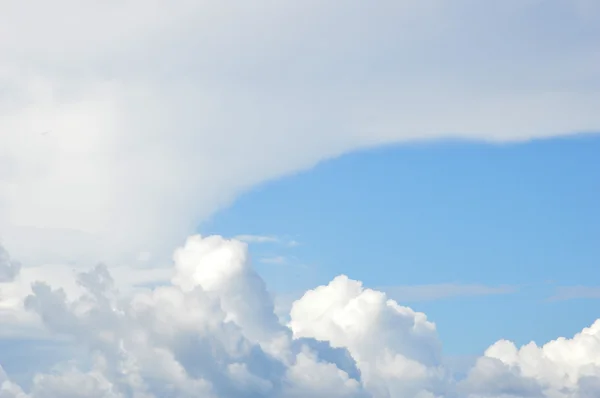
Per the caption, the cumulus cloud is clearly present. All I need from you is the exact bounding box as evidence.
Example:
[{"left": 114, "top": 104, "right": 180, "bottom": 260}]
[
  {"left": 460, "top": 320, "right": 600, "bottom": 397},
  {"left": 1, "top": 0, "right": 600, "bottom": 265},
  {"left": 3, "top": 236, "right": 371, "bottom": 398},
  {"left": 288, "top": 274, "right": 448, "bottom": 397},
  {"left": 0, "top": 235, "right": 599, "bottom": 398}
]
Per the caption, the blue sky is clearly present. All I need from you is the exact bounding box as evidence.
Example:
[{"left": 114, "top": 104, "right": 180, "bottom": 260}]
[{"left": 200, "top": 134, "right": 600, "bottom": 356}]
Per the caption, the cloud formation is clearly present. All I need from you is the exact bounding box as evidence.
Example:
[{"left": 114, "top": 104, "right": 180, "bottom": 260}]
[
  {"left": 548, "top": 286, "right": 600, "bottom": 301},
  {"left": 1, "top": 235, "right": 600, "bottom": 398},
  {"left": 1, "top": 0, "right": 599, "bottom": 265},
  {"left": 0, "top": 245, "right": 21, "bottom": 283},
  {"left": 1, "top": 2, "right": 599, "bottom": 396},
  {"left": 260, "top": 256, "right": 288, "bottom": 265},
  {"left": 381, "top": 284, "right": 517, "bottom": 302},
  {"left": 235, "top": 236, "right": 281, "bottom": 245}
]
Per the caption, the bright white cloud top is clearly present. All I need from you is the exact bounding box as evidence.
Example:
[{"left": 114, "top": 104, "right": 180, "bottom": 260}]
[{"left": 1, "top": 235, "right": 600, "bottom": 397}]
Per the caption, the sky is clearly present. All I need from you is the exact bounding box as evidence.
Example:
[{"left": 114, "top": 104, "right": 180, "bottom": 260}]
[
  {"left": 200, "top": 135, "right": 600, "bottom": 356},
  {"left": 1, "top": 1, "right": 600, "bottom": 397}
]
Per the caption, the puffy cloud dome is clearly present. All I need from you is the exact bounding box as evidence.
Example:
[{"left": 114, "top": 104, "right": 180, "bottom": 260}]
[{"left": 1, "top": 235, "right": 600, "bottom": 397}]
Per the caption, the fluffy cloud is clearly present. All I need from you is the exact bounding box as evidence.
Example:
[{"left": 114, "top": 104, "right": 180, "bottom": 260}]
[
  {"left": 2, "top": 236, "right": 370, "bottom": 398},
  {"left": 1, "top": 235, "right": 600, "bottom": 398},
  {"left": 461, "top": 320, "right": 600, "bottom": 398},
  {"left": 289, "top": 274, "right": 447, "bottom": 397},
  {"left": 1, "top": 0, "right": 599, "bottom": 265}
]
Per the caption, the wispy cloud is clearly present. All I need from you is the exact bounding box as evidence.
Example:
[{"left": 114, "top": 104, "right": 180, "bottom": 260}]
[
  {"left": 547, "top": 286, "right": 600, "bottom": 301},
  {"left": 379, "top": 283, "right": 517, "bottom": 302},
  {"left": 259, "top": 256, "right": 288, "bottom": 265},
  {"left": 234, "top": 235, "right": 280, "bottom": 244},
  {"left": 234, "top": 234, "right": 300, "bottom": 247}
]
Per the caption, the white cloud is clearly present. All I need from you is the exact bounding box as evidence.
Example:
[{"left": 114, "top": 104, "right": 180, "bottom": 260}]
[
  {"left": 1, "top": 236, "right": 370, "bottom": 397},
  {"left": 1, "top": 0, "right": 599, "bottom": 265},
  {"left": 288, "top": 274, "right": 447, "bottom": 397},
  {"left": 272, "top": 282, "right": 517, "bottom": 331},
  {"left": 1, "top": 235, "right": 599, "bottom": 397},
  {"left": 460, "top": 320, "right": 600, "bottom": 397}
]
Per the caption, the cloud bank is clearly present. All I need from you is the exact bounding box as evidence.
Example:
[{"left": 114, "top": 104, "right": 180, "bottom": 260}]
[
  {"left": 1, "top": 2, "right": 599, "bottom": 396},
  {"left": 1, "top": 0, "right": 600, "bottom": 264},
  {"left": 1, "top": 235, "right": 600, "bottom": 398}
]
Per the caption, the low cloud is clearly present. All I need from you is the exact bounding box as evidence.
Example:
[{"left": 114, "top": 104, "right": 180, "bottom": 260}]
[{"left": 1, "top": 235, "right": 599, "bottom": 398}]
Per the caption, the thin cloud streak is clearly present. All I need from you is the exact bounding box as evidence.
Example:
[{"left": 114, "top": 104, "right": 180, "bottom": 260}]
[
  {"left": 260, "top": 256, "right": 288, "bottom": 265},
  {"left": 234, "top": 235, "right": 280, "bottom": 244},
  {"left": 235, "top": 234, "right": 300, "bottom": 248},
  {"left": 380, "top": 283, "right": 517, "bottom": 302},
  {"left": 547, "top": 286, "right": 600, "bottom": 301}
]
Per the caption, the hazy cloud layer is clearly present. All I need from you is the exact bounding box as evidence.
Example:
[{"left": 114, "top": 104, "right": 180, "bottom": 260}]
[{"left": 2, "top": 0, "right": 600, "bottom": 265}]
